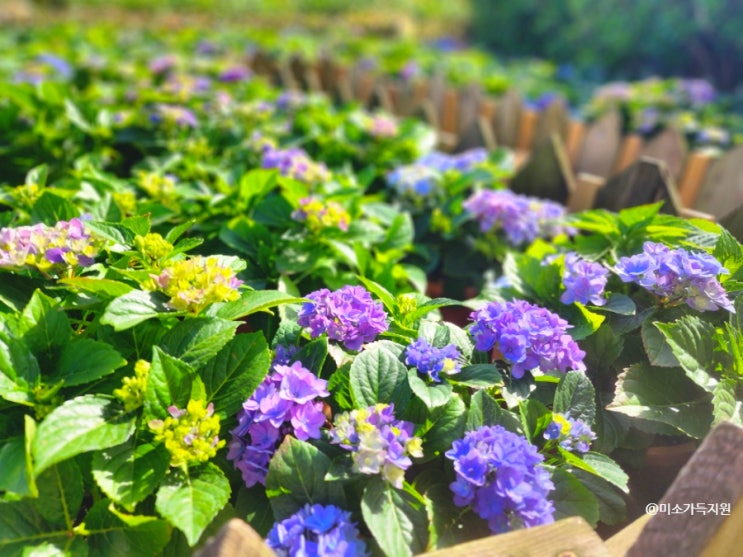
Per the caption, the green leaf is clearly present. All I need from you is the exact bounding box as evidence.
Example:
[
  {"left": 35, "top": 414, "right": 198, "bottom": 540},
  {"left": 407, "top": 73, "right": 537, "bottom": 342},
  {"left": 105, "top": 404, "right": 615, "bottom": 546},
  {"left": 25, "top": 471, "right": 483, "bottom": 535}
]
[
  {"left": 234, "top": 486, "right": 275, "bottom": 538},
  {"left": 83, "top": 221, "right": 136, "bottom": 247},
  {"left": 292, "top": 338, "right": 327, "bottom": 376},
  {"left": 58, "top": 277, "right": 134, "bottom": 298},
  {"left": 424, "top": 483, "right": 489, "bottom": 550},
  {"left": 214, "top": 290, "right": 304, "bottom": 321},
  {"left": 421, "top": 395, "right": 467, "bottom": 457},
  {"left": 100, "top": 290, "right": 171, "bottom": 331},
  {"left": 121, "top": 215, "right": 151, "bottom": 236},
  {"left": 642, "top": 317, "right": 680, "bottom": 367},
  {"left": 598, "top": 293, "right": 636, "bottom": 315},
  {"left": 519, "top": 399, "right": 552, "bottom": 442},
  {"left": 655, "top": 317, "right": 718, "bottom": 391},
  {"left": 451, "top": 364, "right": 504, "bottom": 388},
  {"left": 30, "top": 191, "right": 78, "bottom": 226},
  {"left": 0, "top": 500, "right": 69, "bottom": 556},
  {"left": 155, "top": 464, "right": 229, "bottom": 547},
  {"left": 265, "top": 437, "right": 346, "bottom": 520},
  {"left": 407, "top": 370, "right": 452, "bottom": 409},
  {"left": 712, "top": 378, "right": 743, "bottom": 426},
  {"left": 202, "top": 332, "right": 270, "bottom": 420},
  {"left": 0, "top": 333, "right": 39, "bottom": 401},
  {"left": 165, "top": 220, "right": 196, "bottom": 244},
  {"left": 580, "top": 452, "right": 629, "bottom": 493},
  {"left": 92, "top": 438, "right": 170, "bottom": 511},
  {"left": 34, "top": 459, "right": 83, "bottom": 528},
  {"left": 349, "top": 346, "right": 412, "bottom": 411},
  {"left": 406, "top": 298, "right": 462, "bottom": 323},
  {"left": 64, "top": 98, "right": 93, "bottom": 133},
  {"left": 55, "top": 339, "right": 126, "bottom": 386},
  {"left": 160, "top": 318, "right": 238, "bottom": 370},
  {"left": 0, "top": 436, "right": 35, "bottom": 497},
  {"left": 554, "top": 371, "right": 596, "bottom": 425},
  {"left": 564, "top": 303, "right": 605, "bottom": 340},
  {"left": 144, "top": 348, "right": 194, "bottom": 421},
  {"left": 356, "top": 276, "right": 397, "bottom": 315},
  {"left": 86, "top": 500, "right": 171, "bottom": 557},
  {"left": 466, "top": 390, "right": 522, "bottom": 434},
  {"left": 607, "top": 363, "right": 713, "bottom": 439},
  {"left": 18, "top": 291, "right": 71, "bottom": 360},
  {"left": 550, "top": 467, "right": 600, "bottom": 526},
  {"left": 361, "top": 477, "right": 428, "bottom": 557},
  {"left": 571, "top": 469, "right": 626, "bottom": 526},
  {"left": 32, "top": 395, "right": 136, "bottom": 475}
]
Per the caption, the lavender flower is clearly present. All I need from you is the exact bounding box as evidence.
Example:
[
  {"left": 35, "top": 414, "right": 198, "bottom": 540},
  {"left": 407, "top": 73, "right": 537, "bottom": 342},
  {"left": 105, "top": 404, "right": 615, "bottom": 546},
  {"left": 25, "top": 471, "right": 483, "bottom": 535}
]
[
  {"left": 386, "top": 164, "right": 440, "bottom": 201},
  {"left": 227, "top": 361, "right": 329, "bottom": 487},
  {"left": 261, "top": 146, "right": 329, "bottom": 184},
  {"left": 446, "top": 425, "right": 555, "bottom": 533},
  {"left": 678, "top": 79, "right": 716, "bottom": 106},
  {"left": 329, "top": 403, "right": 423, "bottom": 488},
  {"left": 417, "top": 148, "right": 488, "bottom": 173},
  {"left": 543, "top": 413, "right": 596, "bottom": 453},
  {"left": 561, "top": 253, "right": 609, "bottom": 306},
  {"left": 266, "top": 504, "right": 368, "bottom": 557},
  {"left": 614, "top": 241, "right": 733, "bottom": 312},
  {"left": 463, "top": 189, "right": 570, "bottom": 246},
  {"left": 470, "top": 300, "right": 586, "bottom": 378},
  {"left": 297, "top": 286, "right": 388, "bottom": 351},
  {"left": 218, "top": 65, "right": 251, "bottom": 83},
  {"left": 291, "top": 197, "right": 350, "bottom": 232},
  {"left": 149, "top": 104, "right": 198, "bottom": 128},
  {"left": 405, "top": 338, "right": 462, "bottom": 382}
]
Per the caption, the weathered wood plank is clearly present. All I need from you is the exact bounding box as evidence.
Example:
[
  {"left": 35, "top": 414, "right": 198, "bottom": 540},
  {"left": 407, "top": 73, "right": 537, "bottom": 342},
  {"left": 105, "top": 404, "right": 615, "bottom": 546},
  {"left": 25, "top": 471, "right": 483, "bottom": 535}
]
[
  {"left": 612, "top": 134, "right": 645, "bottom": 174},
  {"left": 441, "top": 87, "right": 460, "bottom": 135},
  {"left": 566, "top": 120, "right": 587, "bottom": 167},
  {"left": 628, "top": 422, "right": 743, "bottom": 557},
  {"left": 426, "top": 517, "right": 612, "bottom": 557},
  {"left": 606, "top": 514, "right": 652, "bottom": 557},
  {"left": 516, "top": 108, "right": 538, "bottom": 151},
  {"left": 194, "top": 519, "right": 276, "bottom": 557},
  {"left": 678, "top": 152, "right": 714, "bottom": 208},
  {"left": 494, "top": 89, "right": 522, "bottom": 148},
  {"left": 534, "top": 100, "right": 570, "bottom": 148},
  {"left": 510, "top": 134, "right": 575, "bottom": 203},
  {"left": 576, "top": 110, "right": 622, "bottom": 178},
  {"left": 593, "top": 157, "right": 682, "bottom": 214},
  {"left": 693, "top": 144, "right": 743, "bottom": 218},
  {"left": 568, "top": 172, "right": 606, "bottom": 212},
  {"left": 640, "top": 128, "right": 688, "bottom": 181}
]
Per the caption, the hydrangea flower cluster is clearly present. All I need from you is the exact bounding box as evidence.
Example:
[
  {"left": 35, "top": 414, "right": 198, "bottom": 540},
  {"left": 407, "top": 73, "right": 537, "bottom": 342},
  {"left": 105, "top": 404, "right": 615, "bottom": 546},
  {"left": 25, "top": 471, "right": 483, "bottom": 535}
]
[
  {"left": 386, "top": 164, "right": 440, "bottom": 201},
  {"left": 148, "top": 400, "right": 225, "bottom": 468},
  {"left": 417, "top": 148, "right": 488, "bottom": 173},
  {"left": 134, "top": 232, "right": 173, "bottom": 263},
  {"left": 463, "top": 189, "right": 569, "bottom": 246},
  {"left": 543, "top": 413, "right": 596, "bottom": 454},
  {"left": 137, "top": 171, "right": 177, "bottom": 201},
  {"left": 614, "top": 241, "right": 733, "bottom": 312},
  {"left": 470, "top": 300, "right": 586, "bottom": 378},
  {"left": 561, "top": 253, "right": 609, "bottom": 306},
  {"left": 404, "top": 338, "right": 462, "bottom": 382},
  {"left": 297, "top": 286, "right": 389, "bottom": 351},
  {"left": 329, "top": 403, "right": 423, "bottom": 488},
  {"left": 266, "top": 504, "right": 368, "bottom": 557},
  {"left": 0, "top": 217, "right": 100, "bottom": 275},
  {"left": 113, "top": 359, "right": 150, "bottom": 412},
  {"left": 227, "top": 361, "right": 329, "bottom": 487},
  {"left": 446, "top": 425, "right": 555, "bottom": 533},
  {"left": 150, "top": 255, "right": 243, "bottom": 314},
  {"left": 291, "top": 197, "right": 350, "bottom": 232},
  {"left": 149, "top": 104, "right": 198, "bottom": 128},
  {"left": 364, "top": 113, "right": 399, "bottom": 138},
  {"left": 261, "top": 145, "right": 330, "bottom": 184}
]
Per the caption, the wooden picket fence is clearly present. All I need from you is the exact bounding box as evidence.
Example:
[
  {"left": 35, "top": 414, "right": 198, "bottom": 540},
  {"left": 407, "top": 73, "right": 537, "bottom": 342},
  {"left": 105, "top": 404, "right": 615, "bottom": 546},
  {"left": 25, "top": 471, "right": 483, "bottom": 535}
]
[
  {"left": 192, "top": 421, "right": 743, "bottom": 557},
  {"left": 246, "top": 52, "right": 743, "bottom": 240}
]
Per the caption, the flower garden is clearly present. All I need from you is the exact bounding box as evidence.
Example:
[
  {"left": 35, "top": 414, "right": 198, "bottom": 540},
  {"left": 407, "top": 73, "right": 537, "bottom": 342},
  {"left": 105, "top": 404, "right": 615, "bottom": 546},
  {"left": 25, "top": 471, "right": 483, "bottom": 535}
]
[{"left": 2, "top": 11, "right": 743, "bottom": 557}]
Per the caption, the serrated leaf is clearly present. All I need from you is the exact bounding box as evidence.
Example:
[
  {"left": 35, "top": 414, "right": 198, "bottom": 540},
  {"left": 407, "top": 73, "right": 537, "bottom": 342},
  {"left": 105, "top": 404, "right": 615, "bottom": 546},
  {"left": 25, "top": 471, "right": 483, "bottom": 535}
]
[
  {"left": 83, "top": 221, "right": 136, "bottom": 247},
  {"left": 100, "top": 290, "right": 171, "bottom": 331},
  {"left": 550, "top": 467, "right": 599, "bottom": 526},
  {"left": 265, "top": 437, "right": 346, "bottom": 520},
  {"left": 291, "top": 338, "right": 327, "bottom": 376},
  {"left": 451, "top": 364, "right": 503, "bottom": 388},
  {"left": 92, "top": 438, "right": 170, "bottom": 510},
  {"left": 30, "top": 191, "right": 78, "bottom": 226},
  {"left": 422, "top": 395, "right": 466, "bottom": 457},
  {"left": 214, "top": 290, "right": 304, "bottom": 321},
  {"left": 32, "top": 395, "right": 135, "bottom": 475},
  {"left": 349, "top": 346, "right": 412, "bottom": 411},
  {"left": 18, "top": 291, "right": 71, "bottom": 360},
  {"left": 642, "top": 318, "right": 680, "bottom": 367},
  {"left": 55, "top": 339, "right": 126, "bottom": 386},
  {"left": 86, "top": 499, "right": 171, "bottom": 557},
  {"left": 58, "top": 277, "right": 134, "bottom": 298},
  {"left": 361, "top": 477, "right": 428, "bottom": 557},
  {"left": 202, "top": 332, "right": 270, "bottom": 419},
  {"left": 712, "top": 378, "right": 743, "bottom": 426},
  {"left": 598, "top": 293, "right": 636, "bottom": 315},
  {"left": 554, "top": 371, "right": 596, "bottom": 425},
  {"left": 655, "top": 317, "right": 718, "bottom": 391},
  {"left": 424, "top": 483, "right": 490, "bottom": 550},
  {"left": 156, "top": 464, "right": 229, "bottom": 547},
  {"left": 466, "top": 390, "right": 522, "bottom": 434},
  {"left": 144, "top": 348, "right": 194, "bottom": 421},
  {"left": 571, "top": 469, "right": 626, "bottom": 526},
  {"left": 0, "top": 501, "right": 69, "bottom": 556},
  {"left": 580, "top": 452, "right": 629, "bottom": 493},
  {"left": 34, "top": 459, "right": 83, "bottom": 528},
  {"left": 407, "top": 370, "right": 452, "bottom": 409},
  {"left": 160, "top": 318, "right": 238, "bottom": 370}
]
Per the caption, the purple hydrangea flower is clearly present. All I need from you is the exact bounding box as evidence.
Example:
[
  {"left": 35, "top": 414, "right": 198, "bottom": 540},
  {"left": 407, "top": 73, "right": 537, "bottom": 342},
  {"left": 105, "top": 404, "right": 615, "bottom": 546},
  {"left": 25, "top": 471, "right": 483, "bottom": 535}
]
[
  {"left": 678, "top": 79, "right": 716, "bottom": 106},
  {"left": 266, "top": 504, "right": 369, "bottom": 557},
  {"left": 386, "top": 164, "right": 440, "bottom": 200},
  {"left": 405, "top": 338, "right": 462, "bottom": 382},
  {"left": 297, "top": 286, "right": 388, "bottom": 351},
  {"left": 470, "top": 300, "right": 586, "bottom": 378},
  {"left": 614, "top": 241, "right": 733, "bottom": 312},
  {"left": 446, "top": 425, "right": 555, "bottom": 533},
  {"left": 218, "top": 65, "right": 251, "bottom": 83},
  {"left": 261, "top": 146, "right": 329, "bottom": 184},
  {"left": 329, "top": 403, "right": 423, "bottom": 488},
  {"left": 543, "top": 413, "right": 596, "bottom": 454},
  {"left": 149, "top": 104, "right": 198, "bottom": 128},
  {"left": 400, "top": 60, "right": 420, "bottom": 81},
  {"left": 463, "top": 189, "right": 570, "bottom": 246},
  {"left": 560, "top": 253, "right": 609, "bottom": 306},
  {"left": 417, "top": 149, "right": 488, "bottom": 173},
  {"left": 227, "top": 360, "right": 329, "bottom": 487}
]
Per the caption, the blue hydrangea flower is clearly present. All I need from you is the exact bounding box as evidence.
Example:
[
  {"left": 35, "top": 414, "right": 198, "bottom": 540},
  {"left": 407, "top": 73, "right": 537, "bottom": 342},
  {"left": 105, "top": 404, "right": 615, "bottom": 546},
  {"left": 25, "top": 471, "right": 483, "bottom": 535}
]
[
  {"left": 266, "top": 504, "right": 369, "bottom": 557},
  {"left": 446, "top": 425, "right": 555, "bottom": 533},
  {"left": 470, "top": 300, "right": 586, "bottom": 378},
  {"left": 463, "top": 189, "right": 571, "bottom": 246},
  {"left": 543, "top": 413, "right": 596, "bottom": 453},
  {"left": 614, "top": 241, "right": 733, "bottom": 312},
  {"left": 227, "top": 361, "right": 329, "bottom": 487},
  {"left": 329, "top": 403, "right": 423, "bottom": 488},
  {"left": 561, "top": 253, "right": 609, "bottom": 306},
  {"left": 297, "top": 286, "right": 389, "bottom": 351},
  {"left": 404, "top": 338, "right": 462, "bottom": 382}
]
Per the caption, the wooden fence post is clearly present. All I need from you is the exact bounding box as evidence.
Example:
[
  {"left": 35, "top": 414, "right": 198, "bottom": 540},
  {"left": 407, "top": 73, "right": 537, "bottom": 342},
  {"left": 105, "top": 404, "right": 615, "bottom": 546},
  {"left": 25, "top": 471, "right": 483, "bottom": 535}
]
[
  {"left": 640, "top": 128, "right": 688, "bottom": 182},
  {"left": 678, "top": 152, "right": 714, "bottom": 208},
  {"left": 194, "top": 519, "right": 276, "bottom": 557},
  {"left": 691, "top": 144, "right": 743, "bottom": 219},
  {"left": 612, "top": 134, "right": 645, "bottom": 174},
  {"left": 510, "top": 134, "right": 575, "bottom": 204},
  {"left": 576, "top": 110, "right": 622, "bottom": 179}
]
